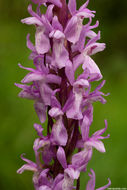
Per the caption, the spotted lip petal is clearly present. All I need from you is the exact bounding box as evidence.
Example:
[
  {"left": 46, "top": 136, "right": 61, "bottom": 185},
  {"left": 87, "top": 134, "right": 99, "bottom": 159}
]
[{"left": 50, "top": 117, "right": 68, "bottom": 146}]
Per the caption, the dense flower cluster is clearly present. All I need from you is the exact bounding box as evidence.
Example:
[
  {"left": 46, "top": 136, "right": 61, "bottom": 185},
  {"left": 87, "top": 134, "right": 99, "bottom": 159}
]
[{"left": 16, "top": 0, "right": 111, "bottom": 189}]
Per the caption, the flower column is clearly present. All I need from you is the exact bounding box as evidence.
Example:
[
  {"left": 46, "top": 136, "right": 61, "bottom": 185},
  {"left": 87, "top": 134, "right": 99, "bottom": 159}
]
[{"left": 16, "top": 0, "right": 111, "bottom": 189}]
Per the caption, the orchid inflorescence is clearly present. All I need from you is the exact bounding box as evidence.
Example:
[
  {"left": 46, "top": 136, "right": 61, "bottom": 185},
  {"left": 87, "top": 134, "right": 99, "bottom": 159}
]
[{"left": 16, "top": 0, "right": 111, "bottom": 189}]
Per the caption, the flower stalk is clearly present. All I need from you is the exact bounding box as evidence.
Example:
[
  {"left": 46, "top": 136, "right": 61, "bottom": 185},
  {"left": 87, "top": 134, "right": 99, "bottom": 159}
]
[{"left": 16, "top": 0, "right": 111, "bottom": 189}]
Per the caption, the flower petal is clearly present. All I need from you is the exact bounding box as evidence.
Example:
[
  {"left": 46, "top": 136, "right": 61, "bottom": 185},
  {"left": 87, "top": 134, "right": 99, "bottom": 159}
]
[
  {"left": 57, "top": 147, "right": 67, "bottom": 169},
  {"left": 26, "top": 33, "right": 36, "bottom": 51},
  {"left": 51, "top": 117, "right": 68, "bottom": 146},
  {"left": 85, "top": 139, "right": 106, "bottom": 153},
  {"left": 17, "top": 164, "right": 37, "bottom": 174},
  {"left": 21, "top": 72, "right": 44, "bottom": 83},
  {"left": 86, "top": 169, "right": 95, "bottom": 190},
  {"left": 65, "top": 60, "right": 75, "bottom": 85},
  {"left": 34, "top": 101, "right": 47, "bottom": 123},
  {"left": 64, "top": 167, "right": 80, "bottom": 180},
  {"left": 45, "top": 4, "right": 54, "bottom": 22},
  {"left": 64, "top": 16, "right": 82, "bottom": 44},
  {"left": 82, "top": 55, "right": 102, "bottom": 80},
  {"left": 68, "top": 0, "right": 76, "bottom": 15},
  {"left": 35, "top": 27, "right": 50, "bottom": 54},
  {"left": 96, "top": 178, "right": 111, "bottom": 190},
  {"left": 21, "top": 17, "right": 42, "bottom": 26},
  {"left": 34, "top": 123, "right": 43, "bottom": 137},
  {"left": 49, "top": 107, "right": 63, "bottom": 118}
]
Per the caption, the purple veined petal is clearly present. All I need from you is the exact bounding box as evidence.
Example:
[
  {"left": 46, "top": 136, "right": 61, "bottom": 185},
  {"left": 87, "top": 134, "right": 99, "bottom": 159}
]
[
  {"left": 41, "top": 15, "right": 53, "bottom": 32},
  {"left": 34, "top": 101, "right": 47, "bottom": 123},
  {"left": 68, "top": 0, "right": 76, "bottom": 15},
  {"left": 62, "top": 91, "right": 74, "bottom": 113},
  {"left": 33, "top": 138, "right": 43, "bottom": 151},
  {"left": 66, "top": 92, "right": 83, "bottom": 120},
  {"left": 35, "top": 27, "right": 50, "bottom": 54},
  {"left": 52, "top": 174, "right": 64, "bottom": 189},
  {"left": 51, "top": 89, "right": 61, "bottom": 108},
  {"left": 80, "top": 114, "right": 90, "bottom": 141},
  {"left": 34, "top": 123, "right": 43, "bottom": 137},
  {"left": 21, "top": 72, "right": 44, "bottom": 83},
  {"left": 52, "top": 16, "right": 63, "bottom": 31},
  {"left": 45, "top": 4, "right": 54, "bottom": 22},
  {"left": 49, "top": 30, "right": 65, "bottom": 40},
  {"left": 33, "top": 138, "right": 50, "bottom": 152},
  {"left": 54, "top": 180, "right": 63, "bottom": 190},
  {"left": 15, "top": 83, "right": 36, "bottom": 99},
  {"left": 64, "top": 16, "right": 82, "bottom": 44},
  {"left": 21, "top": 17, "right": 43, "bottom": 26},
  {"left": 89, "top": 20, "right": 99, "bottom": 30},
  {"left": 87, "top": 94, "right": 107, "bottom": 104},
  {"left": 17, "top": 154, "right": 37, "bottom": 174},
  {"left": 33, "top": 55, "right": 49, "bottom": 74},
  {"left": 86, "top": 31, "right": 101, "bottom": 47},
  {"left": 51, "top": 39, "right": 69, "bottom": 69},
  {"left": 82, "top": 56, "right": 102, "bottom": 81},
  {"left": 16, "top": 83, "right": 39, "bottom": 99},
  {"left": 73, "top": 26, "right": 87, "bottom": 52},
  {"left": 73, "top": 53, "right": 84, "bottom": 71},
  {"left": 96, "top": 178, "right": 111, "bottom": 190},
  {"left": 77, "top": 69, "right": 90, "bottom": 81},
  {"left": 73, "top": 79, "right": 89, "bottom": 91},
  {"left": 72, "top": 149, "right": 92, "bottom": 170},
  {"left": 27, "top": 3, "right": 52, "bottom": 32},
  {"left": 66, "top": 79, "right": 89, "bottom": 119},
  {"left": 49, "top": 107, "right": 63, "bottom": 118},
  {"left": 75, "top": 9, "right": 95, "bottom": 18},
  {"left": 37, "top": 169, "right": 51, "bottom": 189},
  {"left": 92, "top": 120, "right": 108, "bottom": 137},
  {"left": 64, "top": 167, "right": 80, "bottom": 180},
  {"left": 62, "top": 173, "right": 73, "bottom": 190},
  {"left": 15, "top": 83, "right": 29, "bottom": 90},
  {"left": 26, "top": 33, "right": 36, "bottom": 51},
  {"left": 65, "top": 60, "right": 75, "bottom": 85},
  {"left": 29, "top": 52, "right": 38, "bottom": 60},
  {"left": 92, "top": 120, "right": 110, "bottom": 140},
  {"left": 86, "top": 169, "right": 95, "bottom": 190},
  {"left": 51, "top": 117, "right": 68, "bottom": 146},
  {"left": 39, "top": 83, "right": 53, "bottom": 105},
  {"left": 36, "top": 3, "right": 42, "bottom": 16},
  {"left": 18, "top": 89, "right": 35, "bottom": 99},
  {"left": 85, "top": 139, "right": 106, "bottom": 153},
  {"left": 17, "top": 164, "right": 37, "bottom": 174},
  {"left": 84, "top": 43, "right": 106, "bottom": 56},
  {"left": 42, "top": 145, "right": 55, "bottom": 164},
  {"left": 46, "top": 74, "right": 61, "bottom": 84},
  {"left": 86, "top": 30, "right": 97, "bottom": 39},
  {"left": 79, "top": 0, "right": 89, "bottom": 11},
  {"left": 18, "top": 63, "right": 36, "bottom": 72},
  {"left": 57, "top": 147, "right": 67, "bottom": 169},
  {"left": 28, "top": 4, "right": 43, "bottom": 20},
  {"left": 94, "top": 80, "right": 106, "bottom": 91},
  {"left": 21, "top": 154, "right": 37, "bottom": 167}
]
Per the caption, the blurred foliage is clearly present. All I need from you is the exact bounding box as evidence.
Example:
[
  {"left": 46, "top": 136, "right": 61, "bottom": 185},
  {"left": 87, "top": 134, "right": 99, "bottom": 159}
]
[{"left": 0, "top": 0, "right": 127, "bottom": 189}]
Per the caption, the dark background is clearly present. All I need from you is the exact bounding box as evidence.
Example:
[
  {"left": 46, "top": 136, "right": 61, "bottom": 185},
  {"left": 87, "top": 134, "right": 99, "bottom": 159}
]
[{"left": 0, "top": 0, "right": 127, "bottom": 189}]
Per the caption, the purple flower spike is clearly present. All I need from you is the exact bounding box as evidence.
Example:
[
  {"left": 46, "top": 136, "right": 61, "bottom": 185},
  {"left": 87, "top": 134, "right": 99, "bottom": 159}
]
[{"left": 16, "top": 0, "right": 111, "bottom": 189}]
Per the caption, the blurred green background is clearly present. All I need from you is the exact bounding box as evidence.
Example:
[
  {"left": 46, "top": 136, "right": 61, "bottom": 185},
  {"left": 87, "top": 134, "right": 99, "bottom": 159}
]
[{"left": 0, "top": 0, "right": 127, "bottom": 189}]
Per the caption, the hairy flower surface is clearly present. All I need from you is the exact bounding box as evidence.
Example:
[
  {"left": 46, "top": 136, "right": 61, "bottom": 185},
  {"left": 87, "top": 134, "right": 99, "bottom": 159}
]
[{"left": 16, "top": 0, "right": 111, "bottom": 189}]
